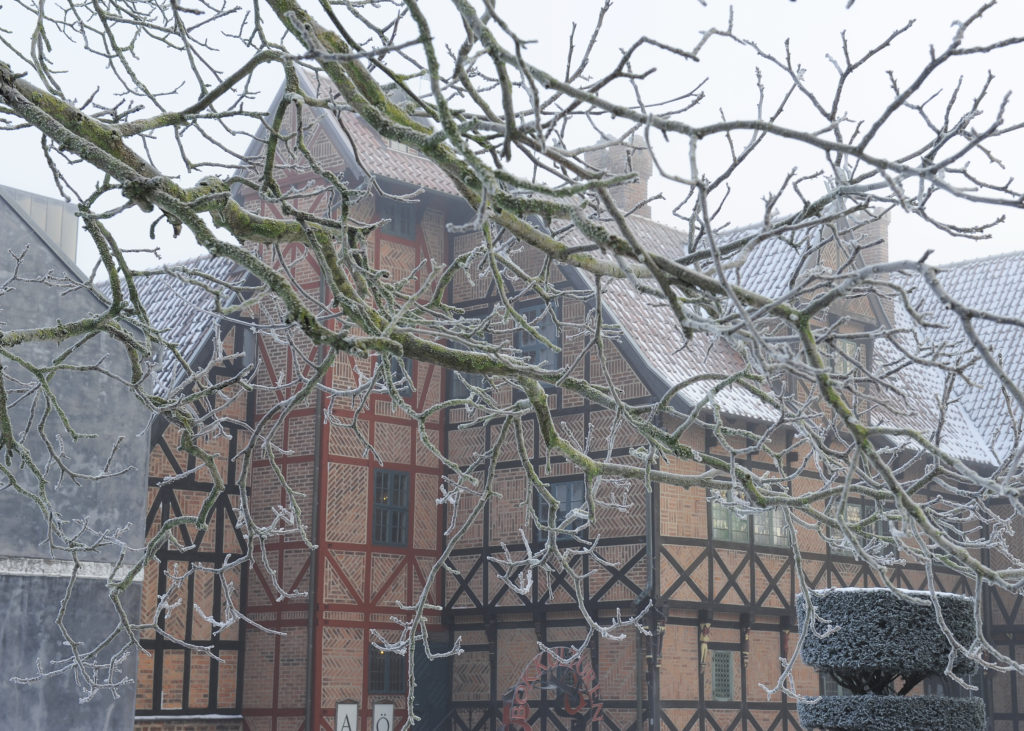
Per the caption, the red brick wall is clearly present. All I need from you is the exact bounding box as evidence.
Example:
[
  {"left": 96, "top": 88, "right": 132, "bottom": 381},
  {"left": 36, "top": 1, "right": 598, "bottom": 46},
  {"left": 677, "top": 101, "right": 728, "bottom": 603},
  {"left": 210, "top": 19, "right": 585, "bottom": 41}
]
[{"left": 135, "top": 719, "right": 242, "bottom": 731}]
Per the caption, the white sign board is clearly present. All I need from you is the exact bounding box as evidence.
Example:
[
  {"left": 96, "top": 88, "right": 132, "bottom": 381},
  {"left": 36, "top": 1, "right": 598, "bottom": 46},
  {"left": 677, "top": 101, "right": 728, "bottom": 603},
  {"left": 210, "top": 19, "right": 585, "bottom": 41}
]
[
  {"left": 373, "top": 702, "right": 394, "bottom": 731},
  {"left": 336, "top": 702, "right": 358, "bottom": 731}
]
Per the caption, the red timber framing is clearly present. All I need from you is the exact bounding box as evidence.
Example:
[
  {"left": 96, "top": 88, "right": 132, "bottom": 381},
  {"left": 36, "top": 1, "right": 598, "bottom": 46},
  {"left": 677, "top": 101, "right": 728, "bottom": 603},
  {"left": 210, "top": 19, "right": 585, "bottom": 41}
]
[{"left": 236, "top": 177, "right": 453, "bottom": 731}]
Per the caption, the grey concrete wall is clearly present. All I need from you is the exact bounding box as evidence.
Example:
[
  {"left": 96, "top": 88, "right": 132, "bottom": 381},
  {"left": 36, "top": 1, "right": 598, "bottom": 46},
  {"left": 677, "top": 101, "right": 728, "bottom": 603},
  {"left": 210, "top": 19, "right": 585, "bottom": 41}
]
[
  {"left": 0, "top": 193, "right": 149, "bottom": 729},
  {"left": 2, "top": 575, "right": 141, "bottom": 730}
]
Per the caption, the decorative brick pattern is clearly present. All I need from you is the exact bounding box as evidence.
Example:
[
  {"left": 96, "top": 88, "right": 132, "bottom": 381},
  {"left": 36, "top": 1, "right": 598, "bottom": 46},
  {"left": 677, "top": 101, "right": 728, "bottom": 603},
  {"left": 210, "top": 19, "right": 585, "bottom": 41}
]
[
  {"left": 412, "top": 479, "right": 438, "bottom": 551},
  {"left": 370, "top": 553, "right": 405, "bottom": 606},
  {"left": 372, "top": 420, "right": 411, "bottom": 465},
  {"left": 325, "top": 463, "right": 368, "bottom": 544},
  {"left": 421, "top": 208, "right": 445, "bottom": 261},
  {"left": 136, "top": 95, "right": 943, "bottom": 731},
  {"left": 451, "top": 648, "right": 489, "bottom": 702},
  {"left": 377, "top": 238, "right": 418, "bottom": 286},
  {"left": 496, "top": 628, "right": 538, "bottom": 695},
  {"left": 320, "top": 626, "right": 365, "bottom": 708}
]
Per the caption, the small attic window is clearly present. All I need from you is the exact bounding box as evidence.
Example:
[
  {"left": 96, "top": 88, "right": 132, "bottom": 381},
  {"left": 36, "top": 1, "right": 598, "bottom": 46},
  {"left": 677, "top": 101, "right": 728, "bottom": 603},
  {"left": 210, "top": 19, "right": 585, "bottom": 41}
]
[
  {"left": 385, "top": 138, "right": 412, "bottom": 154},
  {"left": 514, "top": 301, "right": 560, "bottom": 368},
  {"left": 379, "top": 197, "right": 418, "bottom": 240},
  {"left": 830, "top": 336, "right": 871, "bottom": 377}
]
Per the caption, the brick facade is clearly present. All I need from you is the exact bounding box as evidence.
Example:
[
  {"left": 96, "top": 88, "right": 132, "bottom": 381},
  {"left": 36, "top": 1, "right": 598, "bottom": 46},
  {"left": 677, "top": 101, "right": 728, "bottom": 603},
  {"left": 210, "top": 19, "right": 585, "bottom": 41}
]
[{"left": 134, "top": 96, "right": 1014, "bottom": 731}]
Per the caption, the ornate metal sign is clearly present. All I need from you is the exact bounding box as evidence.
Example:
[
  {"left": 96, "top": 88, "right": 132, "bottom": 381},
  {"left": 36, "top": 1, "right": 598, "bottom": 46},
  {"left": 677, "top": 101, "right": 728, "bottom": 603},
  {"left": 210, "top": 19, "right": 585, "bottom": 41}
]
[{"left": 502, "top": 647, "right": 603, "bottom": 730}]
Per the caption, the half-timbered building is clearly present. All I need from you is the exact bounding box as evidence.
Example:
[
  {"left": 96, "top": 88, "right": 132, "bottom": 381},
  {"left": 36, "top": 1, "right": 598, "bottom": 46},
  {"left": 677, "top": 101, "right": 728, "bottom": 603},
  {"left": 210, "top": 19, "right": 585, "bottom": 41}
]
[{"left": 132, "top": 80, "right": 1023, "bottom": 731}]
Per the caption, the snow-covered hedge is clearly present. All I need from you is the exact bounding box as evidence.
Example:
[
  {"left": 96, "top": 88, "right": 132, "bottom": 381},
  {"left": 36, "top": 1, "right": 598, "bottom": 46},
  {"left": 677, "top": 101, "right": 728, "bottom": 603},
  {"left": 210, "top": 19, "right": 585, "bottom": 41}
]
[
  {"left": 797, "top": 588, "right": 976, "bottom": 677},
  {"left": 796, "top": 694, "right": 985, "bottom": 731}
]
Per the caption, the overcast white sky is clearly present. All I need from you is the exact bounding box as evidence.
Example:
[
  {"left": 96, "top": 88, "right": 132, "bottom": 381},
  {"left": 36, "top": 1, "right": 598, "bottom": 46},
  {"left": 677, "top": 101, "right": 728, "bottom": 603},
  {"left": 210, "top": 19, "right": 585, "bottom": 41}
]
[{"left": 2, "top": 0, "right": 1022, "bottom": 269}]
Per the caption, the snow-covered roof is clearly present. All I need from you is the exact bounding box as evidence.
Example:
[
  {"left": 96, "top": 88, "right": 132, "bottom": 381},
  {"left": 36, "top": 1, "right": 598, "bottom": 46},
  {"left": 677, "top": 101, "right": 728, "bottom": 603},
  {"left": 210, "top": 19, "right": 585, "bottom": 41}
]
[
  {"left": 575, "top": 217, "right": 781, "bottom": 422},
  {"left": 106, "top": 255, "right": 248, "bottom": 396},
  {"left": 229, "top": 82, "right": 1015, "bottom": 465},
  {"left": 559, "top": 212, "right": 998, "bottom": 464},
  {"left": 896, "top": 250, "right": 1024, "bottom": 462}
]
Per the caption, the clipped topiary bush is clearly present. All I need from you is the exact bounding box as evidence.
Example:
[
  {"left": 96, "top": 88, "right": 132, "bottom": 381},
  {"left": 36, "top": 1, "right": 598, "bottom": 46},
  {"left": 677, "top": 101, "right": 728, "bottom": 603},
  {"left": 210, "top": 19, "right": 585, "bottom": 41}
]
[
  {"left": 798, "top": 588, "right": 976, "bottom": 680},
  {"left": 797, "top": 695, "right": 985, "bottom": 731},
  {"left": 796, "top": 588, "right": 984, "bottom": 731}
]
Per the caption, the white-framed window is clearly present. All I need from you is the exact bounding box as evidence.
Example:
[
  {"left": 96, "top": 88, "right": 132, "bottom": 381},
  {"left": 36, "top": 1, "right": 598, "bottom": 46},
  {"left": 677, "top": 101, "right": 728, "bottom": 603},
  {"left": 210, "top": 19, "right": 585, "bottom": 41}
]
[
  {"left": 821, "top": 672, "right": 854, "bottom": 696},
  {"left": 753, "top": 509, "right": 790, "bottom": 547},
  {"left": 831, "top": 337, "right": 864, "bottom": 376},
  {"left": 712, "top": 503, "right": 748, "bottom": 543},
  {"left": 830, "top": 502, "right": 884, "bottom": 557}
]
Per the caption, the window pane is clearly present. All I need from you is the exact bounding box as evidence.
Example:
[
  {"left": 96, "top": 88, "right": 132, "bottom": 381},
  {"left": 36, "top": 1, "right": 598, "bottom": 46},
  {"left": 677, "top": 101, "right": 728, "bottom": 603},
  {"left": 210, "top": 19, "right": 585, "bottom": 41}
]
[
  {"left": 389, "top": 356, "right": 414, "bottom": 397},
  {"left": 556, "top": 481, "right": 586, "bottom": 524},
  {"left": 380, "top": 198, "right": 417, "bottom": 239},
  {"left": 536, "top": 480, "right": 587, "bottom": 541},
  {"left": 373, "top": 470, "right": 409, "bottom": 546},
  {"left": 446, "top": 338, "right": 490, "bottom": 400},
  {"left": 753, "top": 510, "right": 789, "bottom": 547},
  {"left": 831, "top": 503, "right": 863, "bottom": 556},
  {"left": 712, "top": 503, "right": 748, "bottom": 543},
  {"left": 515, "top": 303, "right": 559, "bottom": 366},
  {"left": 711, "top": 651, "right": 733, "bottom": 701},
  {"left": 369, "top": 649, "right": 407, "bottom": 694}
]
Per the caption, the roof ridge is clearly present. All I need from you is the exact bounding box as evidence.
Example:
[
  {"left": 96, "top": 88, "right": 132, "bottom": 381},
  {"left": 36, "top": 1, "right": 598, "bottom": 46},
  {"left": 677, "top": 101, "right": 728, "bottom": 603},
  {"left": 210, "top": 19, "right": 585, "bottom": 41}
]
[{"left": 939, "top": 247, "right": 1024, "bottom": 271}]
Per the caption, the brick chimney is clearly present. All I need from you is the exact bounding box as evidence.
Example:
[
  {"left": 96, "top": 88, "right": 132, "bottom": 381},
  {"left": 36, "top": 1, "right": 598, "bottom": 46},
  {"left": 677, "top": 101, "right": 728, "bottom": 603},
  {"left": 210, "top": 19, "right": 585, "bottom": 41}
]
[
  {"left": 850, "top": 209, "right": 890, "bottom": 268},
  {"left": 583, "top": 135, "right": 653, "bottom": 217}
]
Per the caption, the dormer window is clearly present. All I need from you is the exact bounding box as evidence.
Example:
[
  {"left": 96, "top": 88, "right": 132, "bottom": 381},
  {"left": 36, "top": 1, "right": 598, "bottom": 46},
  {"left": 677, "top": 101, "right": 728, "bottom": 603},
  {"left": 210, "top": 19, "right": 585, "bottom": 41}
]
[
  {"left": 379, "top": 197, "right": 418, "bottom": 239},
  {"left": 829, "top": 334, "right": 871, "bottom": 377},
  {"left": 389, "top": 355, "right": 414, "bottom": 399},
  {"left": 514, "top": 302, "right": 560, "bottom": 368}
]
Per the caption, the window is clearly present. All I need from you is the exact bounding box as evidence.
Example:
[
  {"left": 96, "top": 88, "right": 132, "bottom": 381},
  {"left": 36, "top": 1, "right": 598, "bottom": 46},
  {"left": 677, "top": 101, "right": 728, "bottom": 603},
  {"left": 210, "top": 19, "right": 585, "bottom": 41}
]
[
  {"left": 923, "top": 671, "right": 978, "bottom": 698},
  {"left": 710, "top": 650, "right": 734, "bottom": 701},
  {"left": 514, "top": 302, "right": 559, "bottom": 367},
  {"left": 821, "top": 673, "right": 852, "bottom": 697},
  {"left": 712, "top": 504, "right": 790, "bottom": 546},
  {"left": 448, "top": 368, "right": 485, "bottom": 400},
  {"left": 830, "top": 336, "right": 871, "bottom": 377},
  {"left": 378, "top": 197, "right": 418, "bottom": 239},
  {"left": 536, "top": 480, "right": 587, "bottom": 540},
  {"left": 447, "top": 337, "right": 488, "bottom": 401},
  {"left": 373, "top": 470, "right": 409, "bottom": 546},
  {"left": 753, "top": 509, "right": 790, "bottom": 547},
  {"left": 712, "top": 503, "right": 748, "bottom": 543},
  {"left": 388, "top": 355, "right": 414, "bottom": 398},
  {"left": 830, "top": 503, "right": 870, "bottom": 557},
  {"left": 369, "top": 648, "right": 406, "bottom": 694}
]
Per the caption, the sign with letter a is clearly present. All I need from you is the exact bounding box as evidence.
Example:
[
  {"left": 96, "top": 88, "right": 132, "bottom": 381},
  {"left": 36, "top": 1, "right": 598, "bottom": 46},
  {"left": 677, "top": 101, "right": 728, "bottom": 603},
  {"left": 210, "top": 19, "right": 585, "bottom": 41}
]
[
  {"left": 336, "top": 702, "right": 358, "bottom": 731},
  {"left": 373, "top": 702, "right": 394, "bottom": 731}
]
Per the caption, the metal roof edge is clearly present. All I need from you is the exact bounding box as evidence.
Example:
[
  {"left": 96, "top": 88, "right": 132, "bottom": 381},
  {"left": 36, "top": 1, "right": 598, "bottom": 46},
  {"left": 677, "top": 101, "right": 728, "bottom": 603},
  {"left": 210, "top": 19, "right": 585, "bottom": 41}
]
[{"left": 0, "top": 183, "right": 84, "bottom": 282}]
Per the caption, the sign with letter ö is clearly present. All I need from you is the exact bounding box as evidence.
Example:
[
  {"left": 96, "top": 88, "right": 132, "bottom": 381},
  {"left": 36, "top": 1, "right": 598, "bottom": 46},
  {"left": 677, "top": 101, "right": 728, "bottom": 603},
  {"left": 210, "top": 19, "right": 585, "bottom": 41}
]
[
  {"left": 373, "top": 702, "right": 394, "bottom": 731},
  {"left": 335, "top": 702, "right": 358, "bottom": 731}
]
